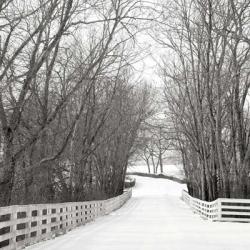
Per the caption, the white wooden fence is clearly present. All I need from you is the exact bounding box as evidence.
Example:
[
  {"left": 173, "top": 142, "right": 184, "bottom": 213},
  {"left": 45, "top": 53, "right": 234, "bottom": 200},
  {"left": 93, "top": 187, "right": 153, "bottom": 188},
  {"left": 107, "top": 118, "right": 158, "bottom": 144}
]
[
  {"left": 0, "top": 189, "right": 132, "bottom": 250},
  {"left": 182, "top": 190, "right": 250, "bottom": 222}
]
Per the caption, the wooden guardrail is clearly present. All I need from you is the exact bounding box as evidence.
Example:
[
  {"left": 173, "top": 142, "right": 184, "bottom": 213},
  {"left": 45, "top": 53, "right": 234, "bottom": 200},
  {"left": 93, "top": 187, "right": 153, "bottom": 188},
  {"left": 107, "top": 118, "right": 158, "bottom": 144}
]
[
  {"left": 0, "top": 189, "right": 132, "bottom": 250},
  {"left": 182, "top": 190, "right": 219, "bottom": 220},
  {"left": 124, "top": 176, "right": 136, "bottom": 188},
  {"left": 182, "top": 190, "right": 250, "bottom": 222}
]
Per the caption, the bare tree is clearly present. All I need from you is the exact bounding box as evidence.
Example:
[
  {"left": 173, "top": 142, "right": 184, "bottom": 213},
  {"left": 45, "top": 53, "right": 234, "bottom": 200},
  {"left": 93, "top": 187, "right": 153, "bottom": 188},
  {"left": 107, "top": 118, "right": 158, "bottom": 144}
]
[
  {"left": 0, "top": 0, "right": 152, "bottom": 206},
  {"left": 154, "top": 0, "right": 250, "bottom": 200}
]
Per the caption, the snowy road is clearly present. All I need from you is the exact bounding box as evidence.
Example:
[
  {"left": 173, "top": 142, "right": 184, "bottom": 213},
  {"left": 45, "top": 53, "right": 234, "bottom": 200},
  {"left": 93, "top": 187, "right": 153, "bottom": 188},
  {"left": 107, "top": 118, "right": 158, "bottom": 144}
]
[{"left": 28, "top": 176, "right": 250, "bottom": 250}]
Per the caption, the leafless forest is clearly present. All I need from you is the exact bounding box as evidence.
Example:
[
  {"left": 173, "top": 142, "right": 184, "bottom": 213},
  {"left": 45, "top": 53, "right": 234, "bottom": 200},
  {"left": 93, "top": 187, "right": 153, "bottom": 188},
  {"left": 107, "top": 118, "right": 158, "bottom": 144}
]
[
  {"left": 1, "top": 0, "right": 250, "bottom": 207},
  {"left": 157, "top": 0, "right": 250, "bottom": 200},
  {"left": 0, "top": 0, "right": 153, "bottom": 206}
]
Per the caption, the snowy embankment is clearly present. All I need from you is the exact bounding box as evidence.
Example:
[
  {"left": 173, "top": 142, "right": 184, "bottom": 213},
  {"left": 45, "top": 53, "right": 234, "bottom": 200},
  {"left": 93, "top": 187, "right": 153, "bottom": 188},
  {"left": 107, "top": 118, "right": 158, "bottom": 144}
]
[
  {"left": 27, "top": 176, "right": 250, "bottom": 250},
  {"left": 127, "top": 172, "right": 185, "bottom": 184},
  {"left": 127, "top": 164, "right": 184, "bottom": 178}
]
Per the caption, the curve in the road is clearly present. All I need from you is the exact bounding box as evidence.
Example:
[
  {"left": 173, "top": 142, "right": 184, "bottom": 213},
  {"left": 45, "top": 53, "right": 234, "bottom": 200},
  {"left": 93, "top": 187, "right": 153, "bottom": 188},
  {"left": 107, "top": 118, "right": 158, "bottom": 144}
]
[{"left": 27, "top": 176, "right": 250, "bottom": 250}]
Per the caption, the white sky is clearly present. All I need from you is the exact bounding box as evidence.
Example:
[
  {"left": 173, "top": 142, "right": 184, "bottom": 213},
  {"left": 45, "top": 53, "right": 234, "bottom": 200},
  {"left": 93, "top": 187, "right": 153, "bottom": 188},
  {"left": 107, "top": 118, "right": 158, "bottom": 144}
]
[{"left": 132, "top": 31, "right": 163, "bottom": 85}]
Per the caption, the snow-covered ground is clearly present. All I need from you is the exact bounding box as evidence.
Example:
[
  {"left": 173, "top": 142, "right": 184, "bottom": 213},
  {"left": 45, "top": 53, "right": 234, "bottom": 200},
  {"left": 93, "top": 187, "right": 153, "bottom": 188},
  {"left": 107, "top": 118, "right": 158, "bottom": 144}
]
[
  {"left": 27, "top": 176, "right": 250, "bottom": 250},
  {"left": 127, "top": 164, "right": 184, "bottom": 179}
]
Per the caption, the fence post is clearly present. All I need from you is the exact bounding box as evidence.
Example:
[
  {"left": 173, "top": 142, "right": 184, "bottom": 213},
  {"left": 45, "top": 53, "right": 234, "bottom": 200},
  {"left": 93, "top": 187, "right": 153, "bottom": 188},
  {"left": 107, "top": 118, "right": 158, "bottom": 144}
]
[
  {"left": 11, "top": 206, "right": 17, "bottom": 250},
  {"left": 217, "top": 199, "right": 222, "bottom": 221},
  {"left": 190, "top": 197, "right": 194, "bottom": 213}
]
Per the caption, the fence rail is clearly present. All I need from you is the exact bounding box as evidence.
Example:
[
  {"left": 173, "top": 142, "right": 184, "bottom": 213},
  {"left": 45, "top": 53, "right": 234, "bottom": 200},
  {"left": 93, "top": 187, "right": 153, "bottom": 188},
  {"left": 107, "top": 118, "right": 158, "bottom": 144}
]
[
  {"left": 0, "top": 189, "right": 132, "bottom": 250},
  {"left": 182, "top": 190, "right": 250, "bottom": 222}
]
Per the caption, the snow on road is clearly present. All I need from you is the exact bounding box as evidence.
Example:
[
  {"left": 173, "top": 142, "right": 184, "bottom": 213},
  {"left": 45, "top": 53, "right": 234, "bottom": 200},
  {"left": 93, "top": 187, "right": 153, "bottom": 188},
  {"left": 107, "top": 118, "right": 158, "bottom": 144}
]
[{"left": 28, "top": 177, "right": 250, "bottom": 250}]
